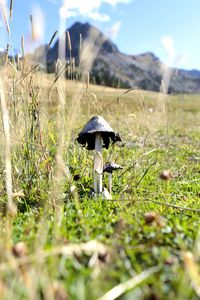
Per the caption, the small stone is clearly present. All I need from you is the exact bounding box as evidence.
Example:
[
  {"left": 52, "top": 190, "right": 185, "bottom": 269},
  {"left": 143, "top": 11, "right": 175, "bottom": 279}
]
[
  {"left": 160, "top": 170, "right": 173, "bottom": 181},
  {"left": 165, "top": 256, "right": 178, "bottom": 266},
  {"left": 144, "top": 212, "right": 165, "bottom": 227},
  {"left": 12, "top": 242, "right": 27, "bottom": 257},
  {"left": 144, "top": 212, "right": 157, "bottom": 224},
  {"left": 69, "top": 185, "right": 77, "bottom": 195}
]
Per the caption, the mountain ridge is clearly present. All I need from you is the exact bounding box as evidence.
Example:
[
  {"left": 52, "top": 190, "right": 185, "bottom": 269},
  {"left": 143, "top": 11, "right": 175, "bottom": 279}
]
[{"left": 44, "top": 22, "right": 200, "bottom": 93}]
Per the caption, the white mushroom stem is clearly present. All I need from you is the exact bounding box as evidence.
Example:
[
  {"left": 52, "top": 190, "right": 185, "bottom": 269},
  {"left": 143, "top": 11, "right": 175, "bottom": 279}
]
[
  {"left": 108, "top": 173, "right": 112, "bottom": 194},
  {"left": 94, "top": 134, "right": 103, "bottom": 194}
]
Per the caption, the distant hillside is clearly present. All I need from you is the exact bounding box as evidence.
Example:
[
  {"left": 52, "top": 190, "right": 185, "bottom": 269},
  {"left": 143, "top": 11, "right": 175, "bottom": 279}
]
[{"left": 44, "top": 22, "right": 200, "bottom": 93}]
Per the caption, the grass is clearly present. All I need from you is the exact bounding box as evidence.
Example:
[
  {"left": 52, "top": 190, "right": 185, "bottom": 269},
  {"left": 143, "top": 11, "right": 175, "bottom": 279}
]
[
  {"left": 0, "top": 14, "right": 199, "bottom": 296},
  {"left": 0, "top": 64, "right": 199, "bottom": 299}
]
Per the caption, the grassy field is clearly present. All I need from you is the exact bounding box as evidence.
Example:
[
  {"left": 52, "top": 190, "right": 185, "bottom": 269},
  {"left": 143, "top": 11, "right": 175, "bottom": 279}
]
[{"left": 0, "top": 63, "right": 200, "bottom": 300}]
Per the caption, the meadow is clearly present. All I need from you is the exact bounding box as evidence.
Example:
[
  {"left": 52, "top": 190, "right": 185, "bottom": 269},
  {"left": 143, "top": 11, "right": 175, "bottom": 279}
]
[{"left": 0, "top": 56, "right": 199, "bottom": 300}]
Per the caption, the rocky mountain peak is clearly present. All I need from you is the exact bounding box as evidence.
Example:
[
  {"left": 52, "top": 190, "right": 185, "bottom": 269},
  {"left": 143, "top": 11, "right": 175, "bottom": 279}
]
[
  {"left": 68, "top": 22, "right": 118, "bottom": 54},
  {"left": 45, "top": 22, "right": 200, "bottom": 93}
]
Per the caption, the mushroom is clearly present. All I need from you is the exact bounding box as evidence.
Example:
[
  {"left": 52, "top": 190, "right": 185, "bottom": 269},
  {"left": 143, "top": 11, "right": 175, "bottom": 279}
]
[
  {"left": 77, "top": 116, "right": 121, "bottom": 194},
  {"left": 103, "top": 162, "right": 123, "bottom": 194}
]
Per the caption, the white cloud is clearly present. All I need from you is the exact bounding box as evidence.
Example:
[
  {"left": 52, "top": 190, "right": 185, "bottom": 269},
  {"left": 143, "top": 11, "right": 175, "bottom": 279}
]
[
  {"left": 60, "top": 0, "right": 132, "bottom": 21},
  {"left": 106, "top": 21, "right": 121, "bottom": 39},
  {"left": 160, "top": 35, "right": 189, "bottom": 70},
  {"left": 60, "top": 0, "right": 100, "bottom": 19},
  {"left": 88, "top": 11, "right": 110, "bottom": 22}
]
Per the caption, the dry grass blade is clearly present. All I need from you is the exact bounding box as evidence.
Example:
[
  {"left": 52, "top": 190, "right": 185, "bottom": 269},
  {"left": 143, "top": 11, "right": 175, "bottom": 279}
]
[
  {"left": 142, "top": 199, "right": 200, "bottom": 212},
  {"left": 136, "top": 160, "right": 157, "bottom": 187},
  {"left": 9, "top": 0, "right": 13, "bottom": 19},
  {"left": 48, "top": 61, "right": 72, "bottom": 94},
  {"left": 48, "top": 30, "right": 58, "bottom": 48},
  {"left": 30, "top": 14, "right": 35, "bottom": 42},
  {"left": 0, "top": 0, "right": 10, "bottom": 34},
  {"left": 16, "top": 64, "right": 40, "bottom": 86},
  {"left": 4, "top": 11, "right": 10, "bottom": 34},
  {"left": 183, "top": 252, "right": 200, "bottom": 297},
  {"left": 4, "top": 43, "right": 9, "bottom": 66},
  {"left": 98, "top": 266, "right": 160, "bottom": 300},
  {"left": 79, "top": 33, "right": 82, "bottom": 64},
  {"left": 66, "top": 30, "right": 72, "bottom": 59},
  {"left": 79, "top": 26, "right": 106, "bottom": 79},
  {"left": 121, "top": 87, "right": 138, "bottom": 95},
  {"left": 101, "top": 198, "right": 200, "bottom": 213},
  {"left": 42, "top": 30, "right": 58, "bottom": 62},
  {"left": 120, "top": 149, "right": 157, "bottom": 177},
  {"left": 117, "top": 87, "right": 138, "bottom": 102},
  {"left": 21, "top": 35, "right": 25, "bottom": 58},
  {"left": 119, "top": 161, "right": 137, "bottom": 178},
  {"left": 8, "top": 60, "right": 18, "bottom": 74},
  {"left": 86, "top": 72, "right": 90, "bottom": 92},
  {"left": 20, "top": 35, "right": 26, "bottom": 72},
  {"left": 0, "top": 79, "right": 17, "bottom": 216}
]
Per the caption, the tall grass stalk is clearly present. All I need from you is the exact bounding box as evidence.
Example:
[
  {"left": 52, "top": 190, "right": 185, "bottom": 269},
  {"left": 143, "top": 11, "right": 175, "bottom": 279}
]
[
  {"left": 0, "top": 79, "right": 16, "bottom": 216},
  {"left": 9, "top": 0, "right": 13, "bottom": 20}
]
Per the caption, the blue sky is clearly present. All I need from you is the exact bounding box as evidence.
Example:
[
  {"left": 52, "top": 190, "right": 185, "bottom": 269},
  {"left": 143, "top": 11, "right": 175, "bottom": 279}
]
[{"left": 0, "top": 0, "right": 200, "bottom": 70}]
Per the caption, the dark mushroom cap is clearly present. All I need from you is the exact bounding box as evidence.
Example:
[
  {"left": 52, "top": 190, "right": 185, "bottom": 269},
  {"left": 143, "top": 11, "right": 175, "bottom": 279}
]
[
  {"left": 103, "top": 162, "right": 123, "bottom": 173},
  {"left": 77, "top": 116, "right": 121, "bottom": 150}
]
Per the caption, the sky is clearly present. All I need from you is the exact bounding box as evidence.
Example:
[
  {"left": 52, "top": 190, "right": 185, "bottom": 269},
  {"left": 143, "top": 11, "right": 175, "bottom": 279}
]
[{"left": 0, "top": 0, "right": 200, "bottom": 70}]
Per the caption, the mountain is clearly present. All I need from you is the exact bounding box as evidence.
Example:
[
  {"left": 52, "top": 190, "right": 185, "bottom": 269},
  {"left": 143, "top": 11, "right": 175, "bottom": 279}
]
[{"left": 45, "top": 22, "right": 200, "bottom": 93}]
